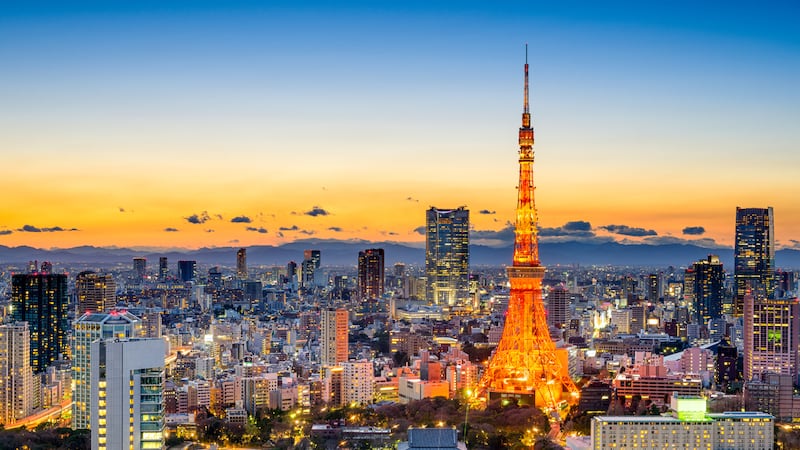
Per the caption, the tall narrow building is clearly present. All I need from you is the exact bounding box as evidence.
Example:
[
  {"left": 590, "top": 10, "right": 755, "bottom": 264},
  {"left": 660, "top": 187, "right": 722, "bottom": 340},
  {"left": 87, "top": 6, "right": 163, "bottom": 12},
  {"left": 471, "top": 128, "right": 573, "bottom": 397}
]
[
  {"left": 302, "top": 250, "right": 322, "bottom": 289},
  {"left": 480, "top": 48, "right": 579, "bottom": 410},
  {"left": 743, "top": 295, "right": 800, "bottom": 382},
  {"left": 237, "top": 248, "right": 247, "bottom": 279},
  {"left": 11, "top": 270, "right": 68, "bottom": 373},
  {"left": 0, "top": 323, "right": 34, "bottom": 425},
  {"left": 425, "top": 207, "right": 469, "bottom": 305},
  {"left": 76, "top": 271, "right": 117, "bottom": 314},
  {"left": 158, "top": 256, "right": 169, "bottom": 282},
  {"left": 91, "top": 338, "right": 165, "bottom": 450},
  {"left": 133, "top": 258, "right": 147, "bottom": 282},
  {"left": 320, "top": 308, "right": 348, "bottom": 366},
  {"left": 72, "top": 311, "right": 142, "bottom": 430},
  {"left": 734, "top": 207, "right": 775, "bottom": 316},
  {"left": 357, "top": 248, "right": 385, "bottom": 300},
  {"left": 691, "top": 255, "right": 725, "bottom": 325}
]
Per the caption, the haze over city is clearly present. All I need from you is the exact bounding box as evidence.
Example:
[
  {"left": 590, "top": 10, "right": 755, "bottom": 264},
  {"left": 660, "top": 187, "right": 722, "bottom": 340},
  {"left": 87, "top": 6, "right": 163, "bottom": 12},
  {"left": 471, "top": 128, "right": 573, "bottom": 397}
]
[{"left": 1, "top": 1, "right": 798, "bottom": 251}]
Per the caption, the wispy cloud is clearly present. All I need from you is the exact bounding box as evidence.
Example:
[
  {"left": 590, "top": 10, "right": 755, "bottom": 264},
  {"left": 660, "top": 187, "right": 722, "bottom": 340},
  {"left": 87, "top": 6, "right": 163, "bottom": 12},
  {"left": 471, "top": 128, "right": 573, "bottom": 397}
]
[
  {"left": 413, "top": 226, "right": 426, "bottom": 235},
  {"left": 682, "top": 226, "right": 706, "bottom": 236},
  {"left": 305, "top": 206, "right": 330, "bottom": 217},
  {"left": 18, "top": 225, "right": 78, "bottom": 233},
  {"left": 279, "top": 225, "right": 299, "bottom": 231},
  {"left": 0, "top": 230, "right": 13, "bottom": 235},
  {"left": 600, "top": 224, "right": 657, "bottom": 237},
  {"left": 540, "top": 221, "right": 595, "bottom": 237},
  {"left": 164, "top": 227, "right": 179, "bottom": 232},
  {"left": 185, "top": 211, "right": 210, "bottom": 224},
  {"left": 479, "top": 209, "right": 496, "bottom": 215},
  {"left": 231, "top": 215, "right": 252, "bottom": 223},
  {"left": 328, "top": 227, "right": 343, "bottom": 232},
  {"left": 246, "top": 227, "right": 268, "bottom": 234}
]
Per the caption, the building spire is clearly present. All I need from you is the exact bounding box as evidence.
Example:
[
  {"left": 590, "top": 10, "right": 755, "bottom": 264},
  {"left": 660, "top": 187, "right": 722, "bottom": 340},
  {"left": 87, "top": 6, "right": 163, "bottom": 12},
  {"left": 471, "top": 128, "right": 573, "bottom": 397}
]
[
  {"left": 524, "top": 43, "right": 529, "bottom": 116},
  {"left": 514, "top": 45, "right": 537, "bottom": 266}
]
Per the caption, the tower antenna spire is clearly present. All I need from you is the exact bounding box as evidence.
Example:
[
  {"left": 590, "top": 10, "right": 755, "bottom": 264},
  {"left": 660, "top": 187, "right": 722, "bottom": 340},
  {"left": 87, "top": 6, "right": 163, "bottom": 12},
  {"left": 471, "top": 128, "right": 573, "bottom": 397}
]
[{"left": 524, "top": 44, "right": 529, "bottom": 115}]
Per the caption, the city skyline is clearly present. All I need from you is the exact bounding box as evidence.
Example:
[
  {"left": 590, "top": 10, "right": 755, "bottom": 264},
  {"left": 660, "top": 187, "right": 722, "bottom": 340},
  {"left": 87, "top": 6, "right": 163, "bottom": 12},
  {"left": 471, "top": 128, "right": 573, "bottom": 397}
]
[{"left": 1, "top": 1, "right": 798, "bottom": 251}]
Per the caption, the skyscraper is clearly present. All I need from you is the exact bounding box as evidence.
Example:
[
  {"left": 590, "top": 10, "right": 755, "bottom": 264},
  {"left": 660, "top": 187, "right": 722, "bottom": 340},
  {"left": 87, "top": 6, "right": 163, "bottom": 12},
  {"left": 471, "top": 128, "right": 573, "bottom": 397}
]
[
  {"left": 743, "top": 294, "right": 800, "bottom": 382},
  {"left": 132, "top": 257, "right": 146, "bottom": 282},
  {"left": 546, "top": 284, "right": 570, "bottom": 332},
  {"left": 237, "top": 248, "right": 247, "bottom": 279},
  {"left": 158, "top": 256, "right": 169, "bottom": 282},
  {"left": 425, "top": 206, "right": 469, "bottom": 305},
  {"left": 691, "top": 255, "right": 725, "bottom": 324},
  {"left": 320, "top": 308, "right": 348, "bottom": 366},
  {"left": 734, "top": 207, "right": 775, "bottom": 316},
  {"left": 302, "top": 250, "right": 321, "bottom": 289},
  {"left": 76, "top": 271, "right": 117, "bottom": 314},
  {"left": 357, "top": 248, "right": 385, "bottom": 300},
  {"left": 0, "top": 323, "right": 33, "bottom": 425},
  {"left": 177, "top": 260, "right": 197, "bottom": 282},
  {"left": 72, "top": 310, "right": 142, "bottom": 430},
  {"left": 91, "top": 338, "right": 165, "bottom": 450},
  {"left": 11, "top": 271, "right": 68, "bottom": 373}
]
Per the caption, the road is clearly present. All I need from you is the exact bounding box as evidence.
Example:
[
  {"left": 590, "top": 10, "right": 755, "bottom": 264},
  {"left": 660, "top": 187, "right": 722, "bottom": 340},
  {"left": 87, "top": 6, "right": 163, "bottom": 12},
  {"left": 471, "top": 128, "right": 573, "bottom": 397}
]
[{"left": 5, "top": 399, "right": 72, "bottom": 430}]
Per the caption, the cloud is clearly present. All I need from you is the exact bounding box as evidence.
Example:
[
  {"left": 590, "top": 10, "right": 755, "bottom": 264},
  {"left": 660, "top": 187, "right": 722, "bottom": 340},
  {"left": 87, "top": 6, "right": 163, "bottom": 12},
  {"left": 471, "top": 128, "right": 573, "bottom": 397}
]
[
  {"left": 413, "top": 226, "right": 426, "bottom": 235},
  {"left": 540, "top": 221, "right": 595, "bottom": 237},
  {"left": 300, "top": 229, "right": 315, "bottom": 235},
  {"left": 17, "top": 225, "right": 78, "bottom": 233},
  {"left": 118, "top": 207, "right": 126, "bottom": 213},
  {"left": 304, "top": 206, "right": 330, "bottom": 217},
  {"left": 164, "top": 227, "right": 179, "bottom": 232},
  {"left": 185, "top": 211, "right": 210, "bottom": 224},
  {"left": 231, "top": 215, "right": 252, "bottom": 223},
  {"left": 328, "top": 227, "right": 343, "bottom": 232},
  {"left": 387, "top": 231, "right": 398, "bottom": 236},
  {"left": 406, "top": 196, "right": 419, "bottom": 203},
  {"left": 205, "top": 229, "right": 215, "bottom": 233},
  {"left": 641, "top": 236, "right": 721, "bottom": 248},
  {"left": 0, "top": 230, "right": 12, "bottom": 235},
  {"left": 246, "top": 227, "right": 268, "bottom": 234},
  {"left": 682, "top": 226, "right": 706, "bottom": 236},
  {"left": 600, "top": 224, "right": 657, "bottom": 237},
  {"left": 471, "top": 224, "right": 516, "bottom": 247},
  {"left": 479, "top": 210, "right": 496, "bottom": 215},
  {"left": 279, "top": 225, "right": 300, "bottom": 231},
  {"left": 277, "top": 232, "right": 284, "bottom": 238}
]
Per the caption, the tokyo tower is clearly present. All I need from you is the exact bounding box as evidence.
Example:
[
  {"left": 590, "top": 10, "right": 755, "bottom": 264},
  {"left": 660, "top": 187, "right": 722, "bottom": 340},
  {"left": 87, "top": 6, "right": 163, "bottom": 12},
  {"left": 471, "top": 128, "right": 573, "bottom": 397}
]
[{"left": 479, "top": 48, "right": 580, "bottom": 412}]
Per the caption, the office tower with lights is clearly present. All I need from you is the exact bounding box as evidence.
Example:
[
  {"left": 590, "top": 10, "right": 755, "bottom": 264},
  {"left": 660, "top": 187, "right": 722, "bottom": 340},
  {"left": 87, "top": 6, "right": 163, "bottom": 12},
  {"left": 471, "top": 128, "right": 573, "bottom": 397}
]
[
  {"left": 647, "top": 273, "right": 662, "bottom": 301},
  {"left": 302, "top": 249, "right": 321, "bottom": 289},
  {"left": 320, "top": 308, "right": 348, "bottom": 366},
  {"left": 357, "top": 248, "right": 385, "bottom": 300},
  {"left": 236, "top": 248, "right": 247, "bottom": 279},
  {"left": 76, "top": 271, "right": 117, "bottom": 314},
  {"left": 0, "top": 323, "right": 33, "bottom": 425},
  {"left": 11, "top": 271, "right": 68, "bottom": 373},
  {"left": 690, "top": 255, "right": 726, "bottom": 324},
  {"left": 72, "top": 310, "right": 142, "bottom": 430},
  {"left": 177, "top": 260, "right": 197, "bottom": 283},
  {"left": 158, "top": 256, "right": 169, "bottom": 282},
  {"left": 425, "top": 206, "right": 469, "bottom": 305},
  {"left": 743, "top": 294, "right": 800, "bottom": 382},
  {"left": 734, "top": 207, "right": 775, "bottom": 316},
  {"left": 90, "top": 338, "right": 165, "bottom": 450},
  {"left": 133, "top": 258, "right": 146, "bottom": 282},
  {"left": 546, "top": 284, "right": 570, "bottom": 332}
]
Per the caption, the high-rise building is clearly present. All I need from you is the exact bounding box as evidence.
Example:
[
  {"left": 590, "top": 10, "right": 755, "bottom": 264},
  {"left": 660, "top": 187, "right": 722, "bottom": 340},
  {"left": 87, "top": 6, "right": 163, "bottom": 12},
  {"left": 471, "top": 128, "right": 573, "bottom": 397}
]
[
  {"left": 425, "top": 206, "right": 469, "bottom": 305},
  {"left": 236, "top": 248, "right": 247, "bottom": 279},
  {"left": 158, "top": 256, "right": 169, "bottom": 282},
  {"left": 691, "top": 255, "right": 725, "bottom": 324},
  {"left": 320, "top": 308, "right": 348, "bottom": 366},
  {"left": 743, "top": 294, "right": 800, "bottom": 382},
  {"left": 647, "top": 273, "right": 662, "bottom": 302},
  {"left": 72, "top": 310, "right": 142, "bottom": 430},
  {"left": 91, "top": 338, "right": 165, "bottom": 450},
  {"left": 546, "top": 284, "right": 570, "bottom": 332},
  {"left": 0, "top": 323, "right": 34, "bottom": 425},
  {"left": 302, "top": 250, "right": 321, "bottom": 289},
  {"left": 357, "top": 248, "right": 385, "bottom": 300},
  {"left": 342, "top": 360, "right": 373, "bottom": 406},
  {"left": 76, "top": 271, "right": 117, "bottom": 314},
  {"left": 177, "top": 260, "right": 197, "bottom": 283},
  {"left": 11, "top": 271, "right": 68, "bottom": 373},
  {"left": 133, "top": 258, "right": 146, "bottom": 282},
  {"left": 734, "top": 207, "right": 775, "bottom": 316}
]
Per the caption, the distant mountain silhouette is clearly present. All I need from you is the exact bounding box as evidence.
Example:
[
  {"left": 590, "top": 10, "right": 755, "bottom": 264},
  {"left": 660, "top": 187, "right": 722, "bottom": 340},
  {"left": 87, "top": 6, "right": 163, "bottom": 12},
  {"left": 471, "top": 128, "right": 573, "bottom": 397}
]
[{"left": 2, "top": 240, "right": 799, "bottom": 269}]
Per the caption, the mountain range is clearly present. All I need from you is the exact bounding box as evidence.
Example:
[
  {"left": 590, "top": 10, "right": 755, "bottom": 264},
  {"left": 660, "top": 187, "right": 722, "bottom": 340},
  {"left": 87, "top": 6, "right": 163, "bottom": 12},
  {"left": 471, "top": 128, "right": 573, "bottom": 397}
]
[{"left": 2, "top": 240, "right": 799, "bottom": 269}]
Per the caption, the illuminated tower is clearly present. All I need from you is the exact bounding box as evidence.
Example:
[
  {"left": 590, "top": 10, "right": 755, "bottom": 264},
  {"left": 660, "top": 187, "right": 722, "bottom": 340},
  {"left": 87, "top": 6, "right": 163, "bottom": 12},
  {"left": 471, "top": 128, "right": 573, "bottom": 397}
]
[
  {"left": 357, "top": 248, "right": 385, "bottom": 300},
  {"left": 158, "top": 256, "right": 169, "bottom": 282},
  {"left": 480, "top": 49, "right": 579, "bottom": 410},
  {"left": 734, "top": 207, "right": 775, "bottom": 316},
  {"left": 0, "top": 323, "right": 33, "bottom": 425},
  {"left": 320, "top": 307, "right": 348, "bottom": 366},
  {"left": 237, "top": 248, "right": 247, "bottom": 279},
  {"left": 425, "top": 207, "right": 470, "bottom": 305},
  {"left": 76, "top": 271, "right": 117, "bottom": 313}
]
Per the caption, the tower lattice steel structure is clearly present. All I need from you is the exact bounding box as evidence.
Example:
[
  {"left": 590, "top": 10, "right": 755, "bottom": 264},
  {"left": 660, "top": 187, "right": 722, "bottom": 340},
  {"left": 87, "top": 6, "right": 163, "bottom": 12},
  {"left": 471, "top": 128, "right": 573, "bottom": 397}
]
[{"left": 479, "top": 49, "right": 580, "bottom": 411}]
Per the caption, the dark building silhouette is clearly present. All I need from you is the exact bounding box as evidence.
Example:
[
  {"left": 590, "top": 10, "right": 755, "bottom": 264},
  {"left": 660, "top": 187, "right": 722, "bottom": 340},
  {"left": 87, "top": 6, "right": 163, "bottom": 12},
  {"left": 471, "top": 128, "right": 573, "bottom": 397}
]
[
  {"left": 691, "top": 255, "right": 726, "bottom": 324},
  {"left": 357, "top": 248, "right": 385, "bottom": 300},
  {"left": 178, "top": 260, "right": 197, "bottom": 282},
  {"left": 11, "top": 267, "right": 69, "bottom": 373},
  {"left": 734, "top": 207, "right": 774, "bottom": 316}
]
